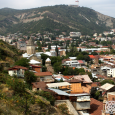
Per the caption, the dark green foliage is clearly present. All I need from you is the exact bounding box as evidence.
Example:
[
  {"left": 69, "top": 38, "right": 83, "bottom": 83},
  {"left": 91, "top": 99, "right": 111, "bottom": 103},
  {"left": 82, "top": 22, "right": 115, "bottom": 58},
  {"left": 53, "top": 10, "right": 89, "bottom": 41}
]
[
  {"left": 91, "top": 52, "right": 98, "bottom": 55},
  {"left": 41, "top": 54, "right": 49, "bottom": 65},
  {"left": 100, "top": 79, "right": 115, "bottom": 85},
  {"left": 24, "top": 71, "right": 37, "bottom": 87},
  {"left": 42, "top": 66, "right": 47, "bottom": 72},
  {"left": 6, "top": 76, "right": 25, "bottom": 95},
  {"left": 15, "top": 58, "right": 29, "bottom": 68},
  {"left": 50, "top": 56, "right": 62, "bottom": 66},
  {"left": 55, "top": 45, "right": 58, "bottom": 56},
  {"left": 101, "top": 41, "right": 112, "bottom": 46}
]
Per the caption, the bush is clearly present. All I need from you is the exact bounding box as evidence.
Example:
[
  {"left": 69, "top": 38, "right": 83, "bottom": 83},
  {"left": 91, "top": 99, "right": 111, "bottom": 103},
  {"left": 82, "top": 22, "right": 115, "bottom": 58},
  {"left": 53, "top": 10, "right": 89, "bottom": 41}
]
[
  {"left": 57, "top": 104, "right": 70, "bottom": 115},
  {"left": 35, "top": 91, "right": 55, "bottom": 105}
]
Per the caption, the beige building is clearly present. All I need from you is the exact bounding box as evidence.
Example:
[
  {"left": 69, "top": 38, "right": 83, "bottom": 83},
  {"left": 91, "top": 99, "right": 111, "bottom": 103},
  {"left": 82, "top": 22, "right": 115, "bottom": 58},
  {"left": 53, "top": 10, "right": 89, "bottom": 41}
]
[
  {"left": 22, "top": 37, "right": 42, "bottom": 64},
  {"left": 26, "top": 37, "right": 35, "bottom": 55}
]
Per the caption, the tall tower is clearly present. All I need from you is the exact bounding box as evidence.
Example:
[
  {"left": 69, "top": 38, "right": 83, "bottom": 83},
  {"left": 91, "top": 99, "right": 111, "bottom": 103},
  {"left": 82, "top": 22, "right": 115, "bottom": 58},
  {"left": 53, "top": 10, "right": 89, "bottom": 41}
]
[{"left": 26, "top": 37, "right": 35, "bottom": 55}]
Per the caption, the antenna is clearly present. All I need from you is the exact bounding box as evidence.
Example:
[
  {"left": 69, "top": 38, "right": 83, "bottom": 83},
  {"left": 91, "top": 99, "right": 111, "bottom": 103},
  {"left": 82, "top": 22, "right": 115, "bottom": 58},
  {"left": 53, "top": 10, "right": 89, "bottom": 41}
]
[{"left": 75, "top": 0, "right": 79, "bottom": 7}]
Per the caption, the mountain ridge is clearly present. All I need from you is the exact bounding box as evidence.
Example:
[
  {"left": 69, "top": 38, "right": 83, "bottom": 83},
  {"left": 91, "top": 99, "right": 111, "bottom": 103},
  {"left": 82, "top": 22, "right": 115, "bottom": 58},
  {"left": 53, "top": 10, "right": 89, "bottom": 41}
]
[{"left": 0, "top": 5, "right": 115, "bottom": 35}]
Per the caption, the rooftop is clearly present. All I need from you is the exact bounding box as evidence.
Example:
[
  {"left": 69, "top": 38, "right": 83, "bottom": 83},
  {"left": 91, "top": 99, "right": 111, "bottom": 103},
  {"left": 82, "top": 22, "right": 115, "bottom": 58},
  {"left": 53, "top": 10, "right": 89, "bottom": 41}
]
[
  {"left": 8, "top": 66, "right": 28, "bottom": 70},
  {"left": 47, "top": 82, "right": 71, "bottom": 88},
  {"left": 87, "top": 98, "right": 103, "bottom": 115},
  {"left": 35, "top": 72, "right": 52, "bottom": 76},
  {"left": 100, "top": 83, "right": 114, "bottom": 91}
]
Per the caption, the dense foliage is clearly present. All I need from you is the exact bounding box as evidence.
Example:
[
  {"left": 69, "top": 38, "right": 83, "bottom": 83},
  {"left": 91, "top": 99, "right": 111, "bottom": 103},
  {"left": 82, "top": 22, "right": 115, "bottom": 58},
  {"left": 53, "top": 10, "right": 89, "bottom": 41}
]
[{"left": 15, "top": 58, "right": 30, "bottom": 68}]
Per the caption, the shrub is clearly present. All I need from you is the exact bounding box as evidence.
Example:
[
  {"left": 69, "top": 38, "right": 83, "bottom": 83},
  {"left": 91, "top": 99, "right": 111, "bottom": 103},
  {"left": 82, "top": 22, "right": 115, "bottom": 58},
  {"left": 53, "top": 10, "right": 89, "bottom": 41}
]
[
  {"left": 57, "top": 103, "right": 70, "bottom": 115},
  {"left": 35, "top": 91, "right": 55, "bottom": 105}
]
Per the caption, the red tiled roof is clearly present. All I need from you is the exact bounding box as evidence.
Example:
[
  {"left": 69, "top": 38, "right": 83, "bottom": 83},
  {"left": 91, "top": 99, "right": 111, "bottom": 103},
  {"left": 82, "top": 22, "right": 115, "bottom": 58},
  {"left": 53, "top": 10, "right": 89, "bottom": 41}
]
[
  {"left": 8, "top": 66, "right": 28, "bottom": 70},
  {"left": 89, "top": 55, "right": 96, "bottom": 59},
  {"left": 77, "top": 60, "right": 84, "bottom": 64},
  {"left": 87, "top": 98, "right": 103, "bottom": 115},
  {"left": 63, "top": 76, "right": 73, "bottom": 79},
  {"left": 35, "top": 72, "right": 52, "bottom": 76}
]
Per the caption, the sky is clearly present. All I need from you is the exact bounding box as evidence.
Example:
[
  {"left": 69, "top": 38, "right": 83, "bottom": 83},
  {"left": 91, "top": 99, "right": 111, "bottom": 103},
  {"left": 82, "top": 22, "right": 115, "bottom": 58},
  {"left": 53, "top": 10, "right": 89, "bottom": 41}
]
[{"left": 0, "top": 0, "right": 115, "bottom": 18}]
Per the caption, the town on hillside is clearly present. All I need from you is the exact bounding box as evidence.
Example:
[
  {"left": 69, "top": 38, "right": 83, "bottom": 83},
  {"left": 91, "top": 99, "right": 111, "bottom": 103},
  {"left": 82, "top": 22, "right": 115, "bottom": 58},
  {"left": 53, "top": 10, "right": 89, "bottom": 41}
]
[{"left": 1, "top": 30, "right": 115, "bottom": 115}]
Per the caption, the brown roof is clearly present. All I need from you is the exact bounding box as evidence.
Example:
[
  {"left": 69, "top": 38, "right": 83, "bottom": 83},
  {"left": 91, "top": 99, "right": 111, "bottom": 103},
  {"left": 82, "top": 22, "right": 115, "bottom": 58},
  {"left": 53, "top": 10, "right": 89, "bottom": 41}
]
[
  {"left": 8, "top": 66, "right": 28, "bottom": 70},
  {"left": 91, "top": 82, "right": 98, "bottom": 87},
  {"left": 32, "top": 81, "right": 47, "bottom": 88},
  {"left": 35, "top": 72, "right": 52, "bottom": 76},
  {"left": 87, "top": 98, "right": 103, "bottom": 115},
  {"left": 62, "top": 59, "right": 70, "bottom": 64},
  {"left": 30, "top": 64, "right": 42, "bottom": 68},
  {"left": 69, "top": 79, "right": 81, "bottom": 83},
  {"left": 32, "top": 82, "right": 55, "bottom": 93}
]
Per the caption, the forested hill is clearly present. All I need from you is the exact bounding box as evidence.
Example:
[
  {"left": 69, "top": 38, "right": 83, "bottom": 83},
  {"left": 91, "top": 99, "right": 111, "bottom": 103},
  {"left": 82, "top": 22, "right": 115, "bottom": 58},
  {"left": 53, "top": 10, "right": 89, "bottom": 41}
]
[{"left": 0, "top": 5, "right": 115, "bottom": 35}]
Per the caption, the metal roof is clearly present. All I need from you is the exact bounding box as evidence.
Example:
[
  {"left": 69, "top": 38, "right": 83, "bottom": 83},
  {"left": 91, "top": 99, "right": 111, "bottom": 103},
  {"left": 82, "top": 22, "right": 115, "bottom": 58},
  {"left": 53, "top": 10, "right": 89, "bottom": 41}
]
[
  {"left": 47, "top": 82, "right": 71, "bottom": 88},
  {"left": 49, "top": 88, "right": 89, "bottom": 96},
  {"left": 100, "top": 83, "right": 114, "bottom": 91}
]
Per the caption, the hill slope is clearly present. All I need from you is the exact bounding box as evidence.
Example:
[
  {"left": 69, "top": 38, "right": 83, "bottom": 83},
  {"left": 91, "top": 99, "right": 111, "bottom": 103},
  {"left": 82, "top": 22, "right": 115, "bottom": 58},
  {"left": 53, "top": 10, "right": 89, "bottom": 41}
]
[
  {"left": 0, "top": 5, "right": 115, "bottom": 35},
  {"left": 0, "top": 40, "right": 21, "bottom": 66}
]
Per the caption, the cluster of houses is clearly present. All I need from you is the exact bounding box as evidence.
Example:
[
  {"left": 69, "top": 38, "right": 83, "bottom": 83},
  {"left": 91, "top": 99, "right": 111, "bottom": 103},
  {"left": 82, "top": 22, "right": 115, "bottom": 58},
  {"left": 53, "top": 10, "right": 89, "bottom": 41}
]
[{"left": 6, "top": 36, "right": 115, "bottom": 115}]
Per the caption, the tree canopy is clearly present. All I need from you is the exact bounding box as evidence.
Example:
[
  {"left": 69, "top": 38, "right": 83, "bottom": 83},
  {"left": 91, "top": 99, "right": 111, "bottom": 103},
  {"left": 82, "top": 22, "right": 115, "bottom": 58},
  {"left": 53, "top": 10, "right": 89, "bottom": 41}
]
[{"left": 15, "top": 58, "right": 29, "bottom": 68}]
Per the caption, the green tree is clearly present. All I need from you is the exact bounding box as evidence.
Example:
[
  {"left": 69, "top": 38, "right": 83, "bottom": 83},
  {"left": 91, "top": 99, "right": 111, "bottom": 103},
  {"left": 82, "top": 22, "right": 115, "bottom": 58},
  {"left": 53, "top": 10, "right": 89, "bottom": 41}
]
[
  {"left": 55, "top": 45, "right": 58, "bottom": 56},
  {"left": 15, "top": 58, "right": 29, "bottom": 68},
  {"left": 100, "top": 79, "right": 115, "bottom": 85},
  {"left": 24, "top": 71, "right": 37, "bottom": 87},
  {"left": 48, "top": 43, "right": 51, "bottom": 50},
  {"left": 41, "top": 54, "right": 49, "bottom": 65}
]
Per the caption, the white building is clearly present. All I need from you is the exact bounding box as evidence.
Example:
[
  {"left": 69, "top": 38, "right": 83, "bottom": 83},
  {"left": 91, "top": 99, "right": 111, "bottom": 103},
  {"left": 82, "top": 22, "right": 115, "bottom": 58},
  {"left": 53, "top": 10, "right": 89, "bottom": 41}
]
[
  {"left": 8, "top": 66, "right": 28, "bottom": 77},
  {"left": 70, "top": 32, "right": 81, "bottom": 37}
]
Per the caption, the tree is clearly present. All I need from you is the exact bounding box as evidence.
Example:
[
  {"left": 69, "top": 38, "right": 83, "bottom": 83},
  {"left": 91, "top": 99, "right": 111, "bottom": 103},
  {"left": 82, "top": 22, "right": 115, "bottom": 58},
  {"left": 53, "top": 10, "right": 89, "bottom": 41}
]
[
  {"left": 42, "top": 66, "right": 47, "bottom": 72},
  {"left": 55, "top": 45, "right": 58, "bottom": 56},
  {"left": 48, "top": 43, "right": 51, "bottom": 50},
  {"left": 41, "top": 54, "right": 49, "bottom": 65},
  {"left": 100, "top": 79, "right": 115, "bottom": 85},
  {"left": 91, "top": 52, "right": 98, "bottom": 55},
  {"left": 15, "top": 58, "right": 29, "bottom": 68},
  {"left": 24, "top": 71, "right": 37, "bottom": 87}
]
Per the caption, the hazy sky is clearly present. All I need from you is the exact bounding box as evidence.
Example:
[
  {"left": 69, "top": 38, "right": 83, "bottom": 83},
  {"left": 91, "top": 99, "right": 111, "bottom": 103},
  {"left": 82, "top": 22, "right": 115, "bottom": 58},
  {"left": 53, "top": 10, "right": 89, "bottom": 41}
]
[{"left": 0, "top": 0, "right": 115, "bottom": 18}]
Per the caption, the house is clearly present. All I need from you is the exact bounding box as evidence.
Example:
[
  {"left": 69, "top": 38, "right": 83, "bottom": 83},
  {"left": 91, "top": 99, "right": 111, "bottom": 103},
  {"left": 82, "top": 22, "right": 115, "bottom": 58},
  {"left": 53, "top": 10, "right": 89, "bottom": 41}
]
[
  {"left": 99, "top": 83, "right": 115, "bottom": 96},
  {"left": 8, "top": 66, "right": 28, "bottom": 77},
  {"left": 89, "top": 55, "right": 99, "bottom": 64},
  {"left": 35, "top": 72, "right": 54, "bottom": 82},
  {"left": 73, "top": 75, "right": 92, "bottom": 84},
  {"left": 30, "top": 65, "right": 42, "bottom": 73},
  {"left": 107, "top": 92, "right": 115, "bottom": 101},
  {"left": 32, "top": 81, "right": 47, "bottom": 91},
  {"left": 102, "top": 93, "right": 115, "bottom": 115},
  {"left": 32, "top": 81, "right": 91, "bottom": 114},
  {"left": 47, "top": 82, "right": 91, "bottom": 113}
]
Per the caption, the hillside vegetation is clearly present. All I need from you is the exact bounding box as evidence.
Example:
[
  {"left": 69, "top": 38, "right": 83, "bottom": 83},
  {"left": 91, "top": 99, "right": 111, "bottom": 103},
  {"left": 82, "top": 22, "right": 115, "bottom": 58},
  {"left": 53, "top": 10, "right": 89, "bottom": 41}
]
[
  {"left": 0, "top": 40, "right": 21, "bottom": 65},
  {"left": 0, "top": 5, "right": 115, "bottom": 35}
]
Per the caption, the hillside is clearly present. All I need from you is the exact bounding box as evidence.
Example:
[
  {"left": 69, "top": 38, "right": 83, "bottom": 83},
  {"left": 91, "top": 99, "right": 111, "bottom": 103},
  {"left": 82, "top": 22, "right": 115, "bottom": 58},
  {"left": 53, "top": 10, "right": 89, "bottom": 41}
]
[
  {"left": 0, "top": 40, "right": 21, "bottom": 66},
  {"left": 0, "top": 5, "right": 115, "bottom": 35}
]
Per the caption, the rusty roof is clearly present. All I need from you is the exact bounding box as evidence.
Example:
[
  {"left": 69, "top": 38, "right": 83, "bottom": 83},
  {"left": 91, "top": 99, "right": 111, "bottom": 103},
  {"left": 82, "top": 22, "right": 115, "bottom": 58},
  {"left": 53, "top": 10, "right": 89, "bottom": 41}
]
[
  {"left": 87, "top": 98, "right": 103, "bottom": 115},
  {"left": 8, "top": 66, "right": 28, "bottom": 70},
  {"left": 35, "top": 72, "right": 52, "bottom": 76}
]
